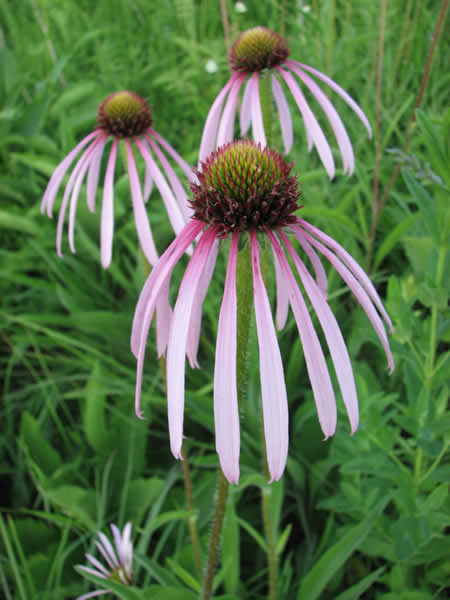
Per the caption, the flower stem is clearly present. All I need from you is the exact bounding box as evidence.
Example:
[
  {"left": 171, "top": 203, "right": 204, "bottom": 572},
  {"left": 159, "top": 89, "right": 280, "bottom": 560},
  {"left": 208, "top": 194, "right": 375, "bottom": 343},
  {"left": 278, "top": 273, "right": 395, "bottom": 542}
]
[{"left": 202, "top": 238, "right": 254, "bottom": 599}]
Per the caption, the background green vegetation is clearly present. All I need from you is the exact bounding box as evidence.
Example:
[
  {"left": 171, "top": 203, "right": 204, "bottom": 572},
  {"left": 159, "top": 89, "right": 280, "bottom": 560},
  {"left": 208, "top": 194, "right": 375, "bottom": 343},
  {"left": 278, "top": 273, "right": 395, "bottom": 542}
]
[{"left": 0, "top": 0, "right": 449, "bottom": 598}]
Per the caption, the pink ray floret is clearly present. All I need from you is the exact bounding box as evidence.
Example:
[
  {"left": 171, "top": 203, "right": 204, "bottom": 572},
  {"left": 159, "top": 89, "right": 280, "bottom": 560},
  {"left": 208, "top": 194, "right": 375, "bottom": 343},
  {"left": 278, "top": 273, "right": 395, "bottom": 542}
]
[
  {"left": 198, "top": 27, "right": 372, "bottom": 178},
  {"left": 132, "top": 142, "right": 394, "bottom": 484}
]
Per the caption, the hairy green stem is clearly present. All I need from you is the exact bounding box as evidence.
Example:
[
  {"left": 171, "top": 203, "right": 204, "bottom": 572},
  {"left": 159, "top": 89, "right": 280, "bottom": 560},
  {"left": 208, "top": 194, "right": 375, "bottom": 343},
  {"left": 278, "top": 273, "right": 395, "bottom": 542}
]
[{"left": 202, "top": 240, "right": 254, "bottom": 599}]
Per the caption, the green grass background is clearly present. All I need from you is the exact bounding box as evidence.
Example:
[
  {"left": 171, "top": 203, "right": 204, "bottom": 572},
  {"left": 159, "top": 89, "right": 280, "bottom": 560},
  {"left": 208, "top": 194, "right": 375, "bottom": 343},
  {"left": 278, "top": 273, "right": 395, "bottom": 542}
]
[{"left": 0, "top": 0, "right": 449, "bottom": 599}]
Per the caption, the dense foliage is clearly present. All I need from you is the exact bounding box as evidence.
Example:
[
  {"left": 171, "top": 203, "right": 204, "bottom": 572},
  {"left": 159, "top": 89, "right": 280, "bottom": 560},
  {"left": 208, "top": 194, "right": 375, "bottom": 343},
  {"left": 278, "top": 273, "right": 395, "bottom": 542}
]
[{"left": 1, "top": 1, "right": 448, "bottom": 599}]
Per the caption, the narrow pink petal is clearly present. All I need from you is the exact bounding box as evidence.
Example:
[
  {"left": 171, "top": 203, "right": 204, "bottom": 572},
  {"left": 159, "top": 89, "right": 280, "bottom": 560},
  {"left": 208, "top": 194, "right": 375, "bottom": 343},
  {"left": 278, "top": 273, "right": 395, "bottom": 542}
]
[
  {"left": 271, "top": 242, "right": 289, "bottom": 330},
  {"left": 296, "top": 218, "right": 393, "bottom": 332},
  {"left": 277, "top": 67, "right": 335, "bottom": 178},
  {"left": 239, "top": 76, "right": 253, "bottom": 135},
  {"left": 292, "top": 61, "right": 373, "bottom": 137},
  {"left": 250, "top": 72, "right": 267, "bottom": 147},
  {"left": 85, "top": 554, "right": 109, "bottom": 576},
  {"left": 133, "top": 221, "right": 204, "bottom": 418},
  {"left": 293, "top": 224, "right": 394, "bottom": 373},
  {"left": 166, "top": 228, "right": 217, "bottom": 459},
  {"left": 150, "top": 128, "right": 197, "bottom": 183},
  {"left": 97, "top": 533, "right": 119, "bottom": 568},
  {"left": 125, "top": 139, "right": 159, "bottom": 266},
  {"left": 140, "top": 138, "right": 153, "bottom": 202},
  {"left": 56, "top": 140, "right": 101, "bottom": 257},
  {"left": 217, "top": 74, "right": 245, "bottom": 148},
  {"left": 271, "top": 75, "right": 293, "bottom": 154},
  {"left": 110, "top": 524, "right": 124, "bottom": 565},
  {"left": 156, "top": 280, "right": 172, "bottom": 358},
  {"left": 100, "top": 139, "right": 117, "bottom": 269},
  {"left": 77, "top": 566, "right": 106, "bottom": 579},
  {"left": 120, "top": 523, "right": 133, "bottom": 579},
  {"left": 198, "top": 75, "right": 239, "bottom": 165},
  {"left": 267, "top": 231, "right": 337, "bottom": 438},
  {"left": 287, "top": 61, "right": 355, "bottom": 174},
  {"left": 86, "top": 138, "right": 106, "bottom": 212},
  {"left": 68, "top": 139, "right": 104, "bottom": 253},
  {"left": 280, "top": 230, "right": 359, "bottom": 433},
  {"left": 250, "top": 232, "right": 288, "bottom": 482},
  {"left": 94, "top": 541, "right": 114, "bottom": 571},
  {"left": 186, "top": 238, "right": 219, "bottom": 368},
  {"left": 42, "top": 130, "right": 100, "bottom": 216},
  {"left": 214, "top": 233, "right": 240, "bottom": 484},
  {"left": 146, "top": 135, "right": 192, "bottom": 220},
  {"left": 134, "top": 138, "right": 186, "bottom": 237},
  {"left": 131, "top": 219, "right": 204, "bottom": 356},
  {"left": 295, "top": 233, "right": 328, "bottom": 299}
]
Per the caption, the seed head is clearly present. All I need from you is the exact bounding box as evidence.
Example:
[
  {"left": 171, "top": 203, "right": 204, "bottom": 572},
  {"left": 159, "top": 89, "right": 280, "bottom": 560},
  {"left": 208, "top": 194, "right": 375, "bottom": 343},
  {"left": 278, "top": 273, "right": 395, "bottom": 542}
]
[
  {"left": 97, "top": 91, "right": 152, "bottom": 137},
  {"left": 191, "top": 141, "right": 302, "bottom": 237},
  {"left": 229, "top": 27, "right": 290, "bottom": 73}
]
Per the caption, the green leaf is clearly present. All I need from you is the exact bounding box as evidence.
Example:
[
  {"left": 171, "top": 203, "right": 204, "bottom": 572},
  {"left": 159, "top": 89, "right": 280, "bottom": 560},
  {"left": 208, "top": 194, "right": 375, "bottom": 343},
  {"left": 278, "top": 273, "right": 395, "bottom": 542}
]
[
  {"left": 334, "top": 567, "right": 385, "bottom": 600},
  {"left": 402, "top": 169, "right": 440, "bottom": 244},
  {"left": 45, "top": 486, "right": 97, "bottom": 528},
  {"left": 391, "top": 516, "right": 432, "bottom": 560},
  {"left": 75, "top": 569, "right": 141, "bottom": 600},
  {"left": 297, "top": 503, "right": 387, "bottom": 600},
  {"left": 124, "top": 478, "right": 165, "bottom": 522},
  {"left": 140, "top": 586, "right": 198, "bottom": 600},
  {"left": 375, "top": 212, "right": 420, "bottom": 268},
  {"left": 0, "top": 210, "right": 39, "bottom": 235},
  {"left": 237, "top": 517, "right": 268, "bottom": 552},
  {"left": 20, "top": 412, "right": 62, "bottom": 476},
  {"left": 166, "top": 559, "right": 201, "bottom": 592},
  {"left": 82, "top": 361, "right": 108, "bottom": 452},
  {"left": 222, "top": 491, "right": 240, "bottom": 594}
]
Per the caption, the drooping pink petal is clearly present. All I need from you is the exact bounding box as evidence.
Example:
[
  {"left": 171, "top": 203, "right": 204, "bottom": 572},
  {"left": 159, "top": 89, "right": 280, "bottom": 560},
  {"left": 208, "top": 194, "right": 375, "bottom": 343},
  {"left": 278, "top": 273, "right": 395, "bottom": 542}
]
[
  {"left": 97, "top": 533, "right": 119, "bottom": 568},
  {"left": 100, "top": 139, "right": 117, "bottom": 269},
  {"left": 140, "top": 138, "right": 153, "bottom": 203},
  {"left": 250, "top": 231, "right": 288, "bottom": 482},
  {"left": 166, "top": 228, "right": 218, "bottom": 459},
  {"left": 295, "top": 233, "right": 328, "bottom": 299},
  {"left": 292, "top": 61, "right": 373, "bottom": 137},
  {"left": 214, "top": 233, "right": 240, "bottom": 484},
  {"left": 56, "top": 139, "right": 101, "bottom": 257},
  {"left": 110, "top": 524, "right": 123, "bottom": 565},
  {"left": 68, "top": 138, "right": 105, "bottom": 253},
  {"left": 239, "top": 76, "right": 253, "bottom": 135},
  {"left": 86, "top": 137, "right": 106, "bottom": 212},
  {"left": 186, "top": 238, "right": 219, "bottom": 368},
  {"left": 133, "top": 220, "right": 204, "bottom": 417},
  {"left": 287, "top": 61, "right": 355, "bottom": 174},
  {"left": 85, "top": 554, "right": 109, "bottom": 576},
  {"left": 125, "top": 139, "right": 159, "bottom": 266},
  {"left": 250, "top": 72, "right": 267, "bottom": 147},
  {"left": 150, "top": 128, "right": 198, "bottom": 183},
  {"left": 77, "top": 566, "right": 106, "bottom": 579},
  {"left": 277, "top": 67, "right": 335, "bottom": 178},
  {"left": 156, "top": 280, "right": 172, "bottom": 358},
  {"left": 292, "top": 224, "right": 394, "bottom": 373},
  {"left": 280, "top": 230, "right": 359, "bottom": 433},
  {"left": 94, "top": 541, "right": 115, "bottom": 571},
  {"left": 146, "top": 135, "right": 192, "bottom": 220},
  {"left": 267, "top": 231, "right": 337, "bottom": 438},
  {"left": 217, "top": 74, "right": 245, "bottom": 148},
  {"left": 131, "top": 219, "right": 204, "bottom": 356},
  {"left": 271, "top": 241, "right": 290, "bottom": 330},
  {"left": 296, "top": 218, "right": 393, "bottom": 332},
  {"left": 120, "top": 523, "right": 133, "bottom": 579},
  {"left": 134, "top": 138, "right": 186, "bottom": 238},
  {"left": 271, "top": 75, "right": 293, "bottom": 154},
  {"left": 42, "top": 130, "right": 100, "bottom": 217},
  {"left": 199, "top": 75, "right": 239, "bottom": 165}
]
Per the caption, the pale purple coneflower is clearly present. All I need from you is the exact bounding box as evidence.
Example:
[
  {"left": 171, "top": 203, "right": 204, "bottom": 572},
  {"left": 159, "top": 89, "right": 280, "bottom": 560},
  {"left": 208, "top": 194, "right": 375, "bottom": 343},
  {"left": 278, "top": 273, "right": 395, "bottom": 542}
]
[
  {"left": 132, "top": 141, "right": 394, "bottom": 485},
  {"left": 199, "top": 27, "right": 372, "bottom": 178},
  {"left": 77, "top": 522, "right": 133, "bottom": 600},
  {"left": 41, "top": 90, "right": 193, "bottom": 269}
]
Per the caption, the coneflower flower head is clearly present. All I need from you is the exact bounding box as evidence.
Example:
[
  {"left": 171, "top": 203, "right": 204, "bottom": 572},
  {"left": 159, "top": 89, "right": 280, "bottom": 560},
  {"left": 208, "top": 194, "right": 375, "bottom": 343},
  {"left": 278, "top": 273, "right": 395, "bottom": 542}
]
[
  {"left": 199, "top": 27, "right": 372, "bottom": 178},
  {"left": 132, "top": 141, "right": 394, "bottom": 485},
  {"left": 229, "top": 27, "right": 290, "bottom": 72},
  {"left": 77, "top": 522, "right": 133, "bottom": 600},
  {"left": 191, "top": 141, "right": 301, "bottom": 236},
  {"left": 41, "top": 90, "right": 193, "bottom": 269}
]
